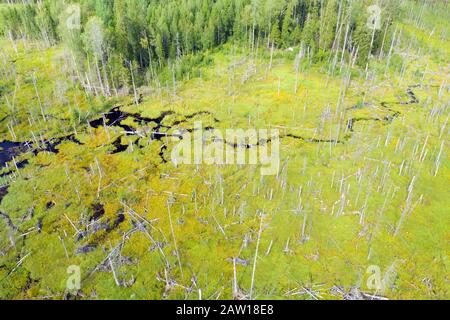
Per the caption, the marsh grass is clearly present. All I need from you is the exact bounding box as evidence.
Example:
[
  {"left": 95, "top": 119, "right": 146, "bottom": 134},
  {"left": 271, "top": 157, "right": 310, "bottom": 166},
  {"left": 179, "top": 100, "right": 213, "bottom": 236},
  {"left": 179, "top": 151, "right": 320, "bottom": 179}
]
[{"left": 0, "top": 2, "right": 448, "bottom": 300}]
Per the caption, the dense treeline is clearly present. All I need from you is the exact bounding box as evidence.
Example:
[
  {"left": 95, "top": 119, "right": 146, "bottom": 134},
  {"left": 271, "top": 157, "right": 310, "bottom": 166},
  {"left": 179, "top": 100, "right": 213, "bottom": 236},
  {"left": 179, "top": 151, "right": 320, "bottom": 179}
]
[{"left": 0, "top": 0, "right": 400, "bottom": 95}]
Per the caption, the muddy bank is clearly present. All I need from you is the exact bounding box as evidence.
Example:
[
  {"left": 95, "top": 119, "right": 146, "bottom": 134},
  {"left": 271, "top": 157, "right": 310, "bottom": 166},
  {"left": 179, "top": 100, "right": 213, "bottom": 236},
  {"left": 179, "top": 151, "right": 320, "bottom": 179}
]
[
  {"left": 0, "top": 141, "right": 28, "bottom": 168},
  {"left": 0, "top": 134, "right": 84, "bottom": 179},
  {"left": 89, "top": 106, "right": 218, "bottom": 158},
  {"left": 0, "top": 210, "right": 18, "bottom": 231},
  {"left": 0, "top": 185, "right": 9, "bottom": 204}
]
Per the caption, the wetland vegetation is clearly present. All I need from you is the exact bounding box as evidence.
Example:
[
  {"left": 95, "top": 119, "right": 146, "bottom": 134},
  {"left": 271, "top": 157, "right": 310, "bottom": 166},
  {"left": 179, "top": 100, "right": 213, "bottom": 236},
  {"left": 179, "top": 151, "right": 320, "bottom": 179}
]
[{"left": 0, "top": 0, "right": 448, "bottom": 300}]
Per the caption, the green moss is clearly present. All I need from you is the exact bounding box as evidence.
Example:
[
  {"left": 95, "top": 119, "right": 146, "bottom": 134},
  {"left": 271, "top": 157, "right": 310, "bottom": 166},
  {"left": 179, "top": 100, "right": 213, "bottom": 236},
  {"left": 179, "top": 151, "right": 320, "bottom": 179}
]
[{"left": 0, "top": 2, "right": 449, "bottom": 300}]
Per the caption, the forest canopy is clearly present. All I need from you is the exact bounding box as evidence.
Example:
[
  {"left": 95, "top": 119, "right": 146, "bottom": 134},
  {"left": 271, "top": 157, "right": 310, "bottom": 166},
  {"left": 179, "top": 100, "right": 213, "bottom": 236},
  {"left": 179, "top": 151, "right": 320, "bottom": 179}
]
[{"left": 0, "top": 0, "right": 400, "bottom": 93}]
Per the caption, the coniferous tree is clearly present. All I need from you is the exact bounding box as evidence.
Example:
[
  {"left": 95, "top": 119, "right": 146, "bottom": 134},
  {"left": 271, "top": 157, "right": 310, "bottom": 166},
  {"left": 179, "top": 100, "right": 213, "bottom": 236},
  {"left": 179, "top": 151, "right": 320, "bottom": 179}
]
[
  {"left": 0, "top": 0, "right": 401, "bottom": 92},
  {"left": 270, "top": 22, "right": 281, "bottom": 47},
  {"left": 319, "top": 0, "right": 337, "bottom": 50}
]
